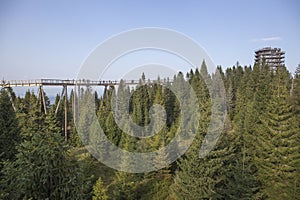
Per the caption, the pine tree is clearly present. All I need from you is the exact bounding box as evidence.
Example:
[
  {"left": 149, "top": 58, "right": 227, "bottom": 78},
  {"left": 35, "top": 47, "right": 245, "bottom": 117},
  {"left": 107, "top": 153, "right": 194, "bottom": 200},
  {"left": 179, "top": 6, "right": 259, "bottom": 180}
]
[
  {"left": 105, "top": 112, "right": 122, "bottom": 146},
  {"left": 291, "top": 65, "right": 300, "bottom": 125},
  {"left": 223, "top": 104, "right": 261, "bottom": 199},
  {"left": 255, "top": 66, "right": 300, "bottom": 199},
  {"left": 149, "top": 139, "right": 172, "bottom": 199},
  {"left": 16, "top": 90, "right": 45, "bottom": 139},
  {"left": 226, "top": 79, "right": 235, "bottom": 119},
  {"left": 131, "top": 78, "right": 150, "bottom": 130},
  {"left": 222, "top": 66, "right": 260, "bottom": 199},
  {"left": 172, "top": 131, "right": 232, "bottom": 199},
  {"left": 77, "top": 87, "right": 97, "bottom": 146},
  {"left": 0, "top": 88, "right": 21, "bottom": 161},
  {"left": 1, "top": 112, "right": 87, "bottom": 199},
  {"left": 111, "top": 144, "right": 139, "bottom": 200},
  {"left": 163, "top": 79, "right": 179, "bottom": 128},
  {"left": 92, "top": 177, "right": 108, "bottom": 200},
  {"left": 171, "top": 67, "right": 230, "bottom": 199},
  {"left": 251, "top": 63, "right": 273, "bottom": 115},
  {"left": 52, "top": 94, "right": 63, "bottom": 132}
]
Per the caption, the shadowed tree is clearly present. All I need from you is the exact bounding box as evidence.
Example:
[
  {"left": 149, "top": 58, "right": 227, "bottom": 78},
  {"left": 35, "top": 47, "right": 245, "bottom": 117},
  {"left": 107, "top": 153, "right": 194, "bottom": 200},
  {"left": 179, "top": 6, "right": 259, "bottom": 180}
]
[{"left": 0, "top": 88, "right": 21, "bottom": 162}]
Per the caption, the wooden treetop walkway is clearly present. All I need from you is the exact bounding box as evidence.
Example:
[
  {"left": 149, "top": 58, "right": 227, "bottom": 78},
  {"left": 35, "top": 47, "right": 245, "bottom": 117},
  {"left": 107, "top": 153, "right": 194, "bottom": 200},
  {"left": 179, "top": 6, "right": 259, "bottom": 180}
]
[{"left": 0, "top": 79, "right": 142, "bottom": 87}]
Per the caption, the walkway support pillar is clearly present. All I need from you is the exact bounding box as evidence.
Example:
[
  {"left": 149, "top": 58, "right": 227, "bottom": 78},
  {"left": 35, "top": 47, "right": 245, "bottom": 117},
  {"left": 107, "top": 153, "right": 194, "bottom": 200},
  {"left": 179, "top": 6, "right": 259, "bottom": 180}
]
[{"left": 64, "top": 85, "right": 68, "bottom": 142}]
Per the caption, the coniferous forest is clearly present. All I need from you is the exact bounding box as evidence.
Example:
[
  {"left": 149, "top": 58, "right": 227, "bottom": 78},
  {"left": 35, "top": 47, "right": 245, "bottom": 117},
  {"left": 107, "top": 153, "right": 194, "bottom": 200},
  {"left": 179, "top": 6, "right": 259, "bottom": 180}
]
[{"left": 0, "top": 61, "right": 300, "bottom": 199}]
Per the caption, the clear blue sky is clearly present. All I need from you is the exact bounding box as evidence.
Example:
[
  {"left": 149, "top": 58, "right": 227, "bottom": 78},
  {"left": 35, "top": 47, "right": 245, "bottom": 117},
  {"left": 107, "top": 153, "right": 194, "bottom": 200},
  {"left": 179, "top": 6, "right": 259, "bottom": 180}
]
[{"left": 1, "top": 0, "right": 300, "bottom": 81}]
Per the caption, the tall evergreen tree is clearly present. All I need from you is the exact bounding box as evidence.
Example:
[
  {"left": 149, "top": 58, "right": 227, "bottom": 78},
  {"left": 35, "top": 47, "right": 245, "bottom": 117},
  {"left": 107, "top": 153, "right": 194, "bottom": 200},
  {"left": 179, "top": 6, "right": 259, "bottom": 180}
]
[
  {"left": 222, "top": 66, "right": 261, "bottom": 199},
  {"left": 255, "top": 66, "right": 300, "bottom": 199},
  {"left": 291, "top": 65, "right": 300, "bottom": 124},
  {"left": 16, "top": 90, "right": 45, "bottom": 139},
  {"left": 171, "top": 66, "right": 229, "bottom": 199},
  {"left": 0, "top": 88, "right": 20, "bottom": 162},
  {"left": 1, "top": 112, "right": 87, "bottom": 199}
]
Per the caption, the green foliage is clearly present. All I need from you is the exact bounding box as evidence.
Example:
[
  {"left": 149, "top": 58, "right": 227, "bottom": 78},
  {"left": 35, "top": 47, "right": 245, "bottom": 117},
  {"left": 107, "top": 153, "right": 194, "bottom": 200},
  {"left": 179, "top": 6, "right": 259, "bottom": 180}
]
[
  {"left": 15, "top": 90, "right": 45, "bottom": 139},
  {"left": 0, "top": 88, "right": 20, "bottom": 162},
  {"left": 225, "top": 65, "right": 261, "bottom": 199},
  {"left": 291, "top": 65, "right": 300, "bottom": 125},
  {"left": 171, "top": 65, "right": 229, "bottom": 199},
  {"left": 172, "top": 139, "right": 231, "bottom": 199},
  {"left": 255, "top": 67, "right": 300, "bottom": 199},
  {"left": 1, "top": 113, "right": 88, "bottom": 199},
  {"left": 1, "top": 63, "right": 300, "bottom": 199},
  {"left": 92, "top": 177, "right": 108, "bottom": 200}
]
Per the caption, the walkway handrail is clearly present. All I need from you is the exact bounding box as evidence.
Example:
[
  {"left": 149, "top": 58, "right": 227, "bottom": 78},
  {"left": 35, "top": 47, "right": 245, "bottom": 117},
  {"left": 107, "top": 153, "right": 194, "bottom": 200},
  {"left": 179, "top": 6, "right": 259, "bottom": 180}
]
[{"left": 1, "top": 78, "right": 172, "bottom": 87}]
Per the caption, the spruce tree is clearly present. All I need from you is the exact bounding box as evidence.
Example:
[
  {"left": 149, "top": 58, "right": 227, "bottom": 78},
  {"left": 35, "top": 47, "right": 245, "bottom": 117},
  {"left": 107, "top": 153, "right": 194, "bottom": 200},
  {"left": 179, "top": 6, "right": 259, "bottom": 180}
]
[
  {"left": 0, "top": 88, "right": 20, "bottom": 162},
  {"left": 223, "top": 66, "right": 260, "bottom": 199},
  {"left": 255, "top": 66, "right": 300, "bottom": 199},
  {"left": 16, "top": 90, "right": 45, "bottom": 139},
  {"left": 92, "top": 177, "right": 108, "bottom": 200},
  {"left": 291, "top": 65, "right": 300, "bottom": 125},
  {"left": 171, "top": 66, "right": 229, "bottom": 199},
  {"left": 1, "top": 112, "right": 87, "bottom": 199}
]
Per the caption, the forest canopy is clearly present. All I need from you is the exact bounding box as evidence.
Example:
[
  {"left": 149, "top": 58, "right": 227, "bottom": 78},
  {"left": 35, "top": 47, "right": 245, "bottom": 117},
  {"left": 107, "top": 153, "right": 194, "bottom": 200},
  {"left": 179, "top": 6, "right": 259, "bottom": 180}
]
[{"left": 0, "top": 62, "right": 300, "bottom": 199}]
